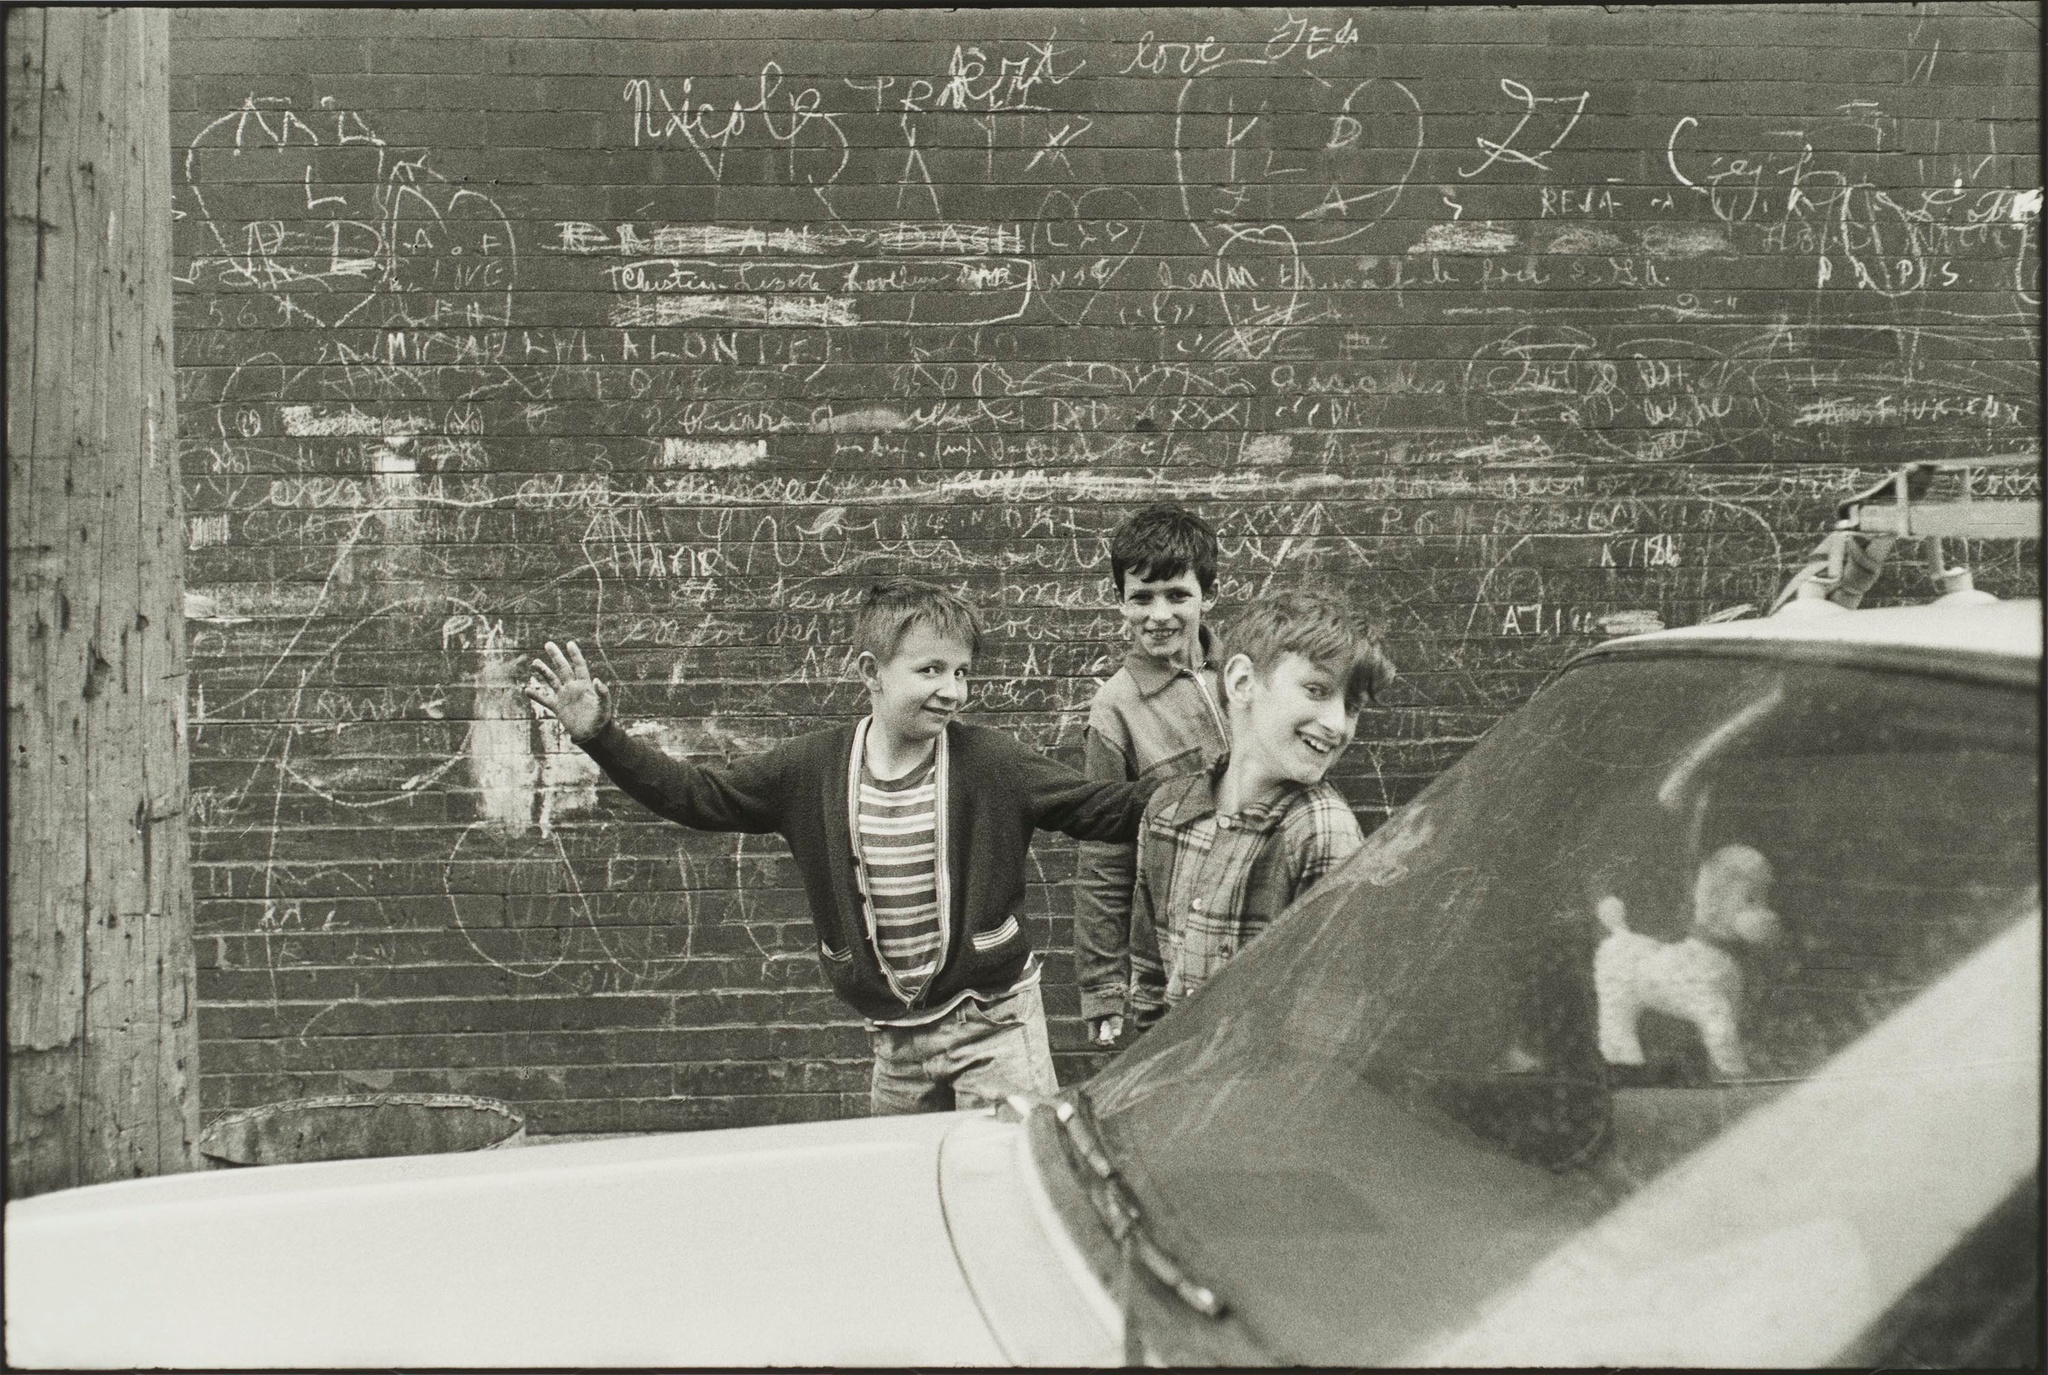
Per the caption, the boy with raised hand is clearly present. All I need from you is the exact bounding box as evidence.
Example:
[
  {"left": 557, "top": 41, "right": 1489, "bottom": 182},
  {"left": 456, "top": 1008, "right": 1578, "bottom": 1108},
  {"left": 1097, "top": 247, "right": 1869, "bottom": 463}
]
[
  {"left": 1075, "top": 503, "right": 1231, "bottom": 1049},
  {"left": 1127, "top": 586, "right": 1395, "bottom": 1030},
  {"left": 523, "top": 579, "right": 1159, "bottom": 1116}
]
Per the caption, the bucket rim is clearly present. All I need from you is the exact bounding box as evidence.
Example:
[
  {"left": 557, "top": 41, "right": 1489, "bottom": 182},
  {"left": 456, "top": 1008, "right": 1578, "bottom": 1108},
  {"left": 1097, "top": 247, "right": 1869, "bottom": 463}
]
[
  {"left": 202, "top": 1091, "right": 526, "bottom": 1129},
  {"left": 197, "top": 1092, "right": 528, "bottom": 1165}
]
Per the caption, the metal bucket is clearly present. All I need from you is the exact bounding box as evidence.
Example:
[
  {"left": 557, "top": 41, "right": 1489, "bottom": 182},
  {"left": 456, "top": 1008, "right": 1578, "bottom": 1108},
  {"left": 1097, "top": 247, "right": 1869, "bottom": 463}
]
[{"left": 198, "top": 1092, "right": 526, "bottom": 1168}]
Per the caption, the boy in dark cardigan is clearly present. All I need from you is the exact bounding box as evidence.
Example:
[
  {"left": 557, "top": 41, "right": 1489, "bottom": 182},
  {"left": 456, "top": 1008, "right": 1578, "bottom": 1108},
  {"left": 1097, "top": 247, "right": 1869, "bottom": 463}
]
[{"left": 524, "top": 579, "right": 1158, "bottom": 1115}]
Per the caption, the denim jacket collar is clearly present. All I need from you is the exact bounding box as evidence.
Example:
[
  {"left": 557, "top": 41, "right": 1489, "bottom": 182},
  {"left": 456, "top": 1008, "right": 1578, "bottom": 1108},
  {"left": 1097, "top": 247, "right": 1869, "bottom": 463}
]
[{"left": 1121, "top": 623, "right": 1222, "bottom": 699}]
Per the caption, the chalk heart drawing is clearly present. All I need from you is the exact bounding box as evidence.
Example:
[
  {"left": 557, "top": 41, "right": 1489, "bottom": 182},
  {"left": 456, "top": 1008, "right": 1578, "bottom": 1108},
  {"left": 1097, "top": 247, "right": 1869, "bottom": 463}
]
[
  {"left": 1174, "top": 69, "right": 1424, "bottom": 249},
  {"left": 1031, "top": 187, "right": 1147, "bottom": 326},
  {"left": 178, "top": 97, "right": 518, "bottom": 333},
  {"left": 1214, "top": 224, "right": 1305, "bottom": 359},
  {"left": 383, "top": 181, "right": 520, "bottom": 328}
]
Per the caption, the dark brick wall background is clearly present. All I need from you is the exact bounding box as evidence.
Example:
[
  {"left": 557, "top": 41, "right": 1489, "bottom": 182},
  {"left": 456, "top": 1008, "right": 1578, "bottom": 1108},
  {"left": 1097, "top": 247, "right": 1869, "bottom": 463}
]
[{"left": 169, "top": 5, "right": 2041, "bottom": 1134}]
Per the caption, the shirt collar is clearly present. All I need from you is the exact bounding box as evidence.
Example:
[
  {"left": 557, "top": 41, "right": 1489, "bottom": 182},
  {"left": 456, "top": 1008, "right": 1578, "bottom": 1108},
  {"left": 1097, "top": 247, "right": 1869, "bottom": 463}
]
[
  {"left": 1121, "top": 622, "right": 1222, "bottom": 698},
  {"left": 1154, "top": 750, "right": 1293, "bottom": 835}
]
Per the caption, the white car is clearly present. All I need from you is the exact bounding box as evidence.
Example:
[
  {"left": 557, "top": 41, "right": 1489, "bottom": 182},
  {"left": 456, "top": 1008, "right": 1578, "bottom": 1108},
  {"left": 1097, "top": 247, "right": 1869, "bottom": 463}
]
[{"left": 8, "top": 526, "right": 2040, "bottom": 1367}]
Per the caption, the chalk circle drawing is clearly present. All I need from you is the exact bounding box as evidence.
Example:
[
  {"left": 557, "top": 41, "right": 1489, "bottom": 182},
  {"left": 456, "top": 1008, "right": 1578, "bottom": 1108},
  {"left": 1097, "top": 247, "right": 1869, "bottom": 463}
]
[
  {"left": 1175, "top": 68, "right": 1424, "bottom": 249},
  {"left": 230, "top": 583, "right": 698, "bottom": 993},
  {"left": 1459, "top": 324, "right": 1788, "bottom": 464},
  {"left": 441, "top": 819, "right": 702, "bottom": 993},
  {"left": 1462, "top": 325, "right": 1619, "bottom": 432},
  {"left": 206, "top": 587, "right": 536, "bottom": 818}
]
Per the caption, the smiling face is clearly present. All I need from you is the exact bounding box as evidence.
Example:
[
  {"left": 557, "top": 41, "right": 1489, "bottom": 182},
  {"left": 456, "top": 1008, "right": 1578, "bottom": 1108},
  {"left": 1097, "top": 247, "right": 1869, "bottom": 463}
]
[
  {"left": 859, "top": 622, "right": 974, "bottom": 751},
  {"left": 1226, "top": 650, "right": 1359, "bottom": 788},
  {"left": 1118, "top": 566, "right": 1215, "bottom": 668}
]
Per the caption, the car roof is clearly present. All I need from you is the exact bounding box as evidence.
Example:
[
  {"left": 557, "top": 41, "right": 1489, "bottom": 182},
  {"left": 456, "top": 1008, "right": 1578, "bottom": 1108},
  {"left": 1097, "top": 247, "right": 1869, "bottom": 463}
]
[{"left": 1573, "top": 599, "right": 2042, "bottom": 686}]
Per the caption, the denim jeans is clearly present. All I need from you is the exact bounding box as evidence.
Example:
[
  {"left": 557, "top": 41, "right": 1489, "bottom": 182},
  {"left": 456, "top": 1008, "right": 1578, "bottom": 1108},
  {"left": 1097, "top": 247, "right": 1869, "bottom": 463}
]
[{"left": 869, "top": 978, "right": 1058, "bottom": 1115}]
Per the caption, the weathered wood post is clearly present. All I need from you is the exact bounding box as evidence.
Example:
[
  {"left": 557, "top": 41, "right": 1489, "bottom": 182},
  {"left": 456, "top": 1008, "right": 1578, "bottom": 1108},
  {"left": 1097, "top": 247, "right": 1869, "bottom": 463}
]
[{"left": 6, "top": 6, "right": 197, "bottom": 1198}]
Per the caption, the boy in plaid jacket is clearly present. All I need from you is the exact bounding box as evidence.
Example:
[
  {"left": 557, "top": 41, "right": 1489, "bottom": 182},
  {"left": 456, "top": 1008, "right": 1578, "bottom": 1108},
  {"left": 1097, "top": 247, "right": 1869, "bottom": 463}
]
[{"left": 1129, "top": 587, "right": 1395, "bottom": 1026}]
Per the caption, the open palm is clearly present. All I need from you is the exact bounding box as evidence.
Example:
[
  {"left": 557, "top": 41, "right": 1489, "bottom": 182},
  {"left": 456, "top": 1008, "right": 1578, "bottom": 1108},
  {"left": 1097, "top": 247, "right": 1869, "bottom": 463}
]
[{"left": 524, "top": 639, "right": 610, "bottom": 741}]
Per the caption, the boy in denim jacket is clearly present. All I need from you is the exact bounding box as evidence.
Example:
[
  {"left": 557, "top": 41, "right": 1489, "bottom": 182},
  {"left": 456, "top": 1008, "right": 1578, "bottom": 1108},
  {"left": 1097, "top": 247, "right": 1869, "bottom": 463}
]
[
  {"left": 1129, "top": 587, "right": 1394, "bottom": 1027},
  {"left": 1074, "top": 504, "right": 1231, "bottom": 1048}
]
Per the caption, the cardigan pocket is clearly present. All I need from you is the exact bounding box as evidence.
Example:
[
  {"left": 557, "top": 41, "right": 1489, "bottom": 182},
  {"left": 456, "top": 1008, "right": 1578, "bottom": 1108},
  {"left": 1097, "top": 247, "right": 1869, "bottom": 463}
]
[{"left": 970, "top": 915, "right": 1020, "bottom": 953}]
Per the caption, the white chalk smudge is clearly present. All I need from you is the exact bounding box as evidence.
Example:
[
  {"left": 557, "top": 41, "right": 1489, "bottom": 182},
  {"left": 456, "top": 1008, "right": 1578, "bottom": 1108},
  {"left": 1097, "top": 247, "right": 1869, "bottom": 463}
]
[
  {"left": 281, "top": 404, "right": 433, "bottom": 437},
  {"left": 371, "top": 435, "right": 421, "bottom": 541},
  {"left": 554, "top": 221, "right": 1022, "bottom": 257},
  {"left": 1793, "top": 397, "right": 1891, "bottom": 427},
  {"left": 371, "top": 436, "right": 418, "bottom": 476},
  {"left": 1598, "top": 610, "right": 1667, "bottom": 636},
  {"left": 183, "top": 589, "right": 249, "bottom": 624},
  {"left": 2012, "top": 188, "right": 2043, "bottom": 222},
  {"left": 628, "top": 718, "right": 781, "bottom": 758},
  {"left": 660, "top": 437, "right": 767, "bottom": 469},
  {"left": 468, "top": 626, "right": 538, "bottom": 836},
  {"left": 1546, "top": 226, "right": 1626, "bottom": 254},
  {"left": 1639, "top": 225, "right": 1732, "bottom": 257},
  {"left": 1409, "top": 222, "right": 1521, "bottom": 255},
  {"left": 187, "top": 514, "right": 230, "bottom": 549},
  {"left": 1243, "top": 433, "right": 1293, "bottom": 466},
  {"left": 608, "top": 294, "right": 858, "bottom": 328},
  {"left": 653, "top": 225, "right": 836, "bottom": 255},
  {"left": 536, "top": 719, "right": 599, "bottom": 835},
  {"left": 1454, "top": 434, "right": 1557, "bottom": 465},
  {"left": 810, "top": 407, "right": 908, "bottom": 434}
]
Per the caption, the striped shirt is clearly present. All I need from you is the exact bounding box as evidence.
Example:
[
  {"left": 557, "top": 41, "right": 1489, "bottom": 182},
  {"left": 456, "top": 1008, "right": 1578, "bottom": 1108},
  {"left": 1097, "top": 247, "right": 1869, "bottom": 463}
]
[
  {"left": 1128, "top": 756, "right": 1364, "bottom": 1027},
  {"left": 858, "top": 751, "right": 942, "bottom": 999}
]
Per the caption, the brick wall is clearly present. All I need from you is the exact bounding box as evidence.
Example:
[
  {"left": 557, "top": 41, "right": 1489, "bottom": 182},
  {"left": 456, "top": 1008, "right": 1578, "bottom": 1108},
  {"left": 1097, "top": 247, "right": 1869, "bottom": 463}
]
[{"left": 169, "top": 5, "right": 2042, "bottom": 1134}]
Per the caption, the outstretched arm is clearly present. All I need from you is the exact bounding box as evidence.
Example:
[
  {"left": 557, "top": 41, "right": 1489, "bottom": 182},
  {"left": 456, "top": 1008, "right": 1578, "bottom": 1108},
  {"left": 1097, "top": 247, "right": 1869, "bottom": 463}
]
[
  {"left": 1016, "top": 738, "right": 1158, "bottom": 845},
  {"left": 524, "top": 637, "right": 786, "bottom": 835}
]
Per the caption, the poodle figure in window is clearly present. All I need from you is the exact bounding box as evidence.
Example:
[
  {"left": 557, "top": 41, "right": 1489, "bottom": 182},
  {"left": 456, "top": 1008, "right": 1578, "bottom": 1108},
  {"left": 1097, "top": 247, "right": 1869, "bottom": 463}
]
[{"left": 1594, "top": 843, "right": 1780, "bottom": 1079}]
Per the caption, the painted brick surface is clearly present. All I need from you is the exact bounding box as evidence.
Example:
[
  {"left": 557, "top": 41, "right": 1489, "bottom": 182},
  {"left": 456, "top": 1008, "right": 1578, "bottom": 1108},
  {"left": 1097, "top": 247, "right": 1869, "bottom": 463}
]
[{"left": 168, "top": 6, "right": 2042, "bottom": 1135}]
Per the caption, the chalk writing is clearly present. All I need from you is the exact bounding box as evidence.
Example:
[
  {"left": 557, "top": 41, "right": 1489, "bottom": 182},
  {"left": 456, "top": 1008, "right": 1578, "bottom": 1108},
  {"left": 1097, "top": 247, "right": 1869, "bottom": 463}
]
[{"left": 173, "top": 8, "right": 2041, "bottom": 1132}]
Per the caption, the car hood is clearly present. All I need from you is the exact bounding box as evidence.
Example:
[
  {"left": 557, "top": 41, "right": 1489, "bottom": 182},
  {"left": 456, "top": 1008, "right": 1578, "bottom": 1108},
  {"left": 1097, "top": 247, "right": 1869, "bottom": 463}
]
[{"left": 5, "top": 1109, "right": 1112, "bottom": 1368}]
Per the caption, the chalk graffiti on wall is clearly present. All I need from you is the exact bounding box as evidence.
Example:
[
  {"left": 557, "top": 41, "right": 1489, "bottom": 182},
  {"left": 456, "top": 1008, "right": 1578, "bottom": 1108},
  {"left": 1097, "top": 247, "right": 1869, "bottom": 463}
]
[{"left": 172, "top": 7, "right": 2043, "bottom": 1126}]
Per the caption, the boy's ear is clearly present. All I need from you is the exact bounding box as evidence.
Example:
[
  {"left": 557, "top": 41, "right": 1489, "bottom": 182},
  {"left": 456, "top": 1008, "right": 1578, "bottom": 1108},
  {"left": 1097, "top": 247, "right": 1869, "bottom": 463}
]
[
  {"left": 854, "top": 650, "right": 881, "bottom": 688},
  {"left": 1222, "top": 652, "right": 1258, "bottom": 708}
]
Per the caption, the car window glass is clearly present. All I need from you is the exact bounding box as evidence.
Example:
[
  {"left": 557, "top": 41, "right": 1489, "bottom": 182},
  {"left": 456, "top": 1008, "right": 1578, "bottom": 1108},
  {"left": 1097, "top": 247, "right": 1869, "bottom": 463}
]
[{"left": 1079, "top": 657, "right": 2040, "bottom": 1365}]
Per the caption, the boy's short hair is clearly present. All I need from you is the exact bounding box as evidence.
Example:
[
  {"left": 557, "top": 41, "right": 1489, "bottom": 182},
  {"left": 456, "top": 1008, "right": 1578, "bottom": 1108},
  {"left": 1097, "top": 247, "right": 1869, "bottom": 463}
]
[
  {"left": 852, "top": 578, "right": 983, "bottom": 664},
  {"left": 1109, "top": 502, "right": 1220, "bottom": 596},
  {"left": 1225, "top": 586, "right": 1395, "bottom": 712}
]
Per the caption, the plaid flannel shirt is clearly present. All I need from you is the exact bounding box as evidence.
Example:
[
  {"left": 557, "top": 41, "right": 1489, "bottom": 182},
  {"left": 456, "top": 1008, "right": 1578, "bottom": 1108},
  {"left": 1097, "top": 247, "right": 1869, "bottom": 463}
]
[{"left": 1127, "top": 755, "right": 1364, "bottom": 1027}]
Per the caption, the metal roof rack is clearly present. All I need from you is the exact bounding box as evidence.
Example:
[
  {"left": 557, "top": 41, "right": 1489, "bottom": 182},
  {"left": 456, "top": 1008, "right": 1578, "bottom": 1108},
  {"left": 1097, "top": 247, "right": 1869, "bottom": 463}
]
[{"left": 1770, "top": 456, "right": 2042, "bottom": 615}]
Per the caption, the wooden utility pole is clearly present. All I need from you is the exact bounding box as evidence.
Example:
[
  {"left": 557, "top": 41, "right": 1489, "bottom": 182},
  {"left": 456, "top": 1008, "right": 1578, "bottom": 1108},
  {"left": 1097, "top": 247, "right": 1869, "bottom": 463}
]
[{"left": 6, "top": 7, "right": 197, "bottom": 1198}]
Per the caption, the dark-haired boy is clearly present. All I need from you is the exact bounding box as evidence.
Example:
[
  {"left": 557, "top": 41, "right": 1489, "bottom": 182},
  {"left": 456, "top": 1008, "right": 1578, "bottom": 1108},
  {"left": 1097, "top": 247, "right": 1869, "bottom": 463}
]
[
  {"left": 1074, "top": 503, "right": 1231, "bottom": 1048},
  {"left": 1128, "top": 587, "right": 1394, "bottom": 1028},
  {"left": 525, "top": 579, "right": 1157, "bottom": 1115}
]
